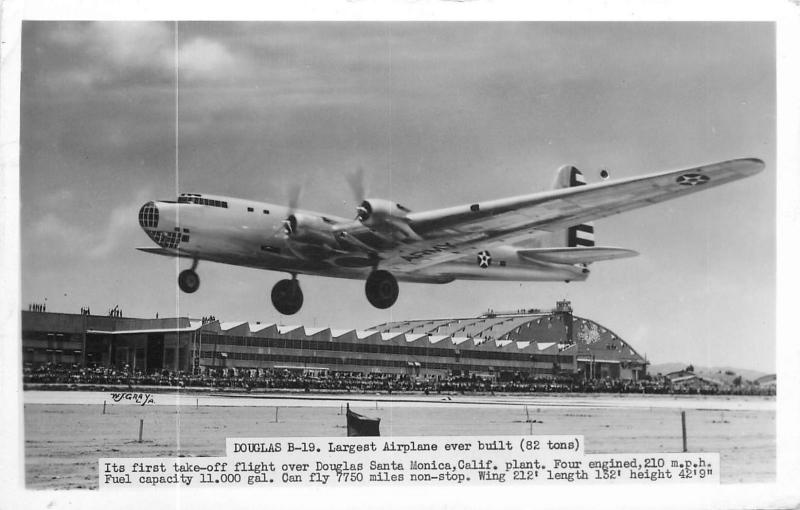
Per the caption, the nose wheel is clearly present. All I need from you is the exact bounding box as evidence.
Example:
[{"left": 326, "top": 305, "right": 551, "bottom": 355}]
[
  {"left": 365, "top": 270, "right": 399, "bottom": 309},
  {"left": 271, "top": 278, "right": 304, "bottom": 315},
  {"left": 178, "top": 269, "right": 200, "bottom": 293}
]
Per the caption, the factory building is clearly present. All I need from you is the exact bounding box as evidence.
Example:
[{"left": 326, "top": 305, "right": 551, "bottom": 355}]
[
  {"left": 371, "top": 301, "right": 647, "bottom": 381},
  {"left": 21, "top": 300, "right": 647, "bottom": 381}
]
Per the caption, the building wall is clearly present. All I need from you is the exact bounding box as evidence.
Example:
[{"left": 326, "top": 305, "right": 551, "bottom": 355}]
[
  {"left": 22, "top": 310, "right": 646, "bottom": 380},
  {"left": 194, "top": 333, "right": 574, "bottom": 377},
  {"left": 22, "top": 312, "right": 196, "bottom": 373}
]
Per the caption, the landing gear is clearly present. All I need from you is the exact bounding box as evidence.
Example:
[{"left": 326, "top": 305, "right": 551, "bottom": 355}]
[
  {"left": 178, "top": 269, "right": 200, "bottom": 293},
  {"left": 365, "top": 270, "right": 398, "bottom": 309},
  {"left": 271, "top": 277, "right": 304, "bottom": 315},
  {"left": 178, "top": 259, "right": 200, "bottom": 293}
]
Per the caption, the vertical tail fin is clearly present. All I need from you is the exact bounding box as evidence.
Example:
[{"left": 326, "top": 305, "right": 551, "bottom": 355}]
[{"left": 553, "top": 165, "right": 595, "bottom": 247}]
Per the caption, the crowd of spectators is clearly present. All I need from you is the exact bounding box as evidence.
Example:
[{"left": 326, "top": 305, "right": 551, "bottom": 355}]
[{"left": 22, "top": 363, "right": 776, "bottom": 396}]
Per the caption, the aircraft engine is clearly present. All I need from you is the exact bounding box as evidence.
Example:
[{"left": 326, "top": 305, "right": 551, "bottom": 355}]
[
  {"left": 355, "top": 199, "right": 420, "bottom": 241},
  {"left": 356, "top": 199, "right": 411, "bottom": 226},
  {"left": 284, "top": 213, "right": 338, "bottom": 247}
]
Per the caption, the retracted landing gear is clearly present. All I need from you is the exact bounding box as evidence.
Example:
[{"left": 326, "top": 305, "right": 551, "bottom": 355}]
[
  {"left": 271, "top": 276, "right": 304, "bottom": 315},
  {"left": 365, "top": 270, "right": 399, "bottom": 309},
  {"left": 178, "top": 260, "right": 200, "bottom": 293}
]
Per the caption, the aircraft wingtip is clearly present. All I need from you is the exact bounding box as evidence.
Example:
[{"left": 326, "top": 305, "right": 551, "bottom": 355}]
[{"left": 740, "top": 157, "right": 766, "bottom": 172}]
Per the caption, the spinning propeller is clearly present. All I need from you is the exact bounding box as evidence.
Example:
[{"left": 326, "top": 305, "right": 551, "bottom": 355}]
[
  {"left": 282, "top": 182, "right": 303, "bottom": 236},
  {"left": 268, "top": 182, "right": 304, "bottom": 239},
  {"left": 347, "top": 166, "right": 374, "bottom": 222}
]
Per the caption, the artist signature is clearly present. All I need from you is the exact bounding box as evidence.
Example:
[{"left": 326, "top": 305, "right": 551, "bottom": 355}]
[{"left": 110, "top": 392, "right": 155, "bottom": 406}]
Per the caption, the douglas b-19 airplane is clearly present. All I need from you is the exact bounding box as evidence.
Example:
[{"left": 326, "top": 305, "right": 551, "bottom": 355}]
[{"left": 137, "top": 158, "right": 764, "bottom": 315}]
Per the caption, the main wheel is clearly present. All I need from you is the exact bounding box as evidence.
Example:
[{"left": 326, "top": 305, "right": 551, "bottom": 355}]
[
  {"left": 365, "top": 270, "right": 399, "bottom": 309},
  {"left": 271, "top": 279, "right": 304, "bottom": 315},
  {"left": 178, "top": 269, "right": 200, "bottom": 293}
]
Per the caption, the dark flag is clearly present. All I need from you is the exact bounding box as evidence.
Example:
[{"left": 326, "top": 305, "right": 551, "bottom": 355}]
[{"left": 346, "top": 403, "right": 380, "bottom": 437}]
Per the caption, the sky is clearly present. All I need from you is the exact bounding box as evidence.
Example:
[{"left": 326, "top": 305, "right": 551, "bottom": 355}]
[{"left": 19, "top": 21, "right": 776, "bottom": 372}]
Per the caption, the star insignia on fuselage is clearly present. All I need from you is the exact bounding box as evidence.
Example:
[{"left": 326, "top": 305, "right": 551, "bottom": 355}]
[
  {"left": 676, "top": 173, "right": 710, "bottom": 186},
  {"left": 477, "top": 250, "right": 492, "bottom": 268}
]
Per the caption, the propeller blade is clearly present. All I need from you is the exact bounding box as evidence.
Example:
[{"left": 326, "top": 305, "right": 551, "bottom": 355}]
[
  {"left": 346, "top": 166, "right": 366, "bottom": 204},
  {"left": 267, "top": 183, "right": 303, "bottom": 240},
  {"left": 270, "top": 219, "right": 289, "bottom": 239},
  {"left": 287, "top": 182, "right": 302, "bottom": 213}
]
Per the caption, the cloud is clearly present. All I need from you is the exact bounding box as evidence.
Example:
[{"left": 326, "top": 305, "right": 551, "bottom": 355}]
[
  {"left": 28, "top": 188, "right": 153, "bottom": 260},
  {"left": 179, "top": 37, "right": 241, "bottom": 82},
  {"left": 90, "top": 22, "right": 174, "bottom": 72},
  {"left": 26, "top": 22, "right": 249, "bottom": 94}
]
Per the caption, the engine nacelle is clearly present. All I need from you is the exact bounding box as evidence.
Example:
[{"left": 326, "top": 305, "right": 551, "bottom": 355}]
[
  {"left": 285, "top": 213, "right": 338, "bottom": 247},
  {"left": 356, "top": 198, "right": 411, "bottom": 227}
]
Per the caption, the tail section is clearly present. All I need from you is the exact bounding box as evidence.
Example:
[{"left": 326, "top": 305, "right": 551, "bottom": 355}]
[
  {"left": 517, "top": 246, "right": 638, "bottom": 265},
  {"left": 528, "top": 165, "right": 637, "bottom": 267},
  {"left": 553, "top": 165, "right": 595, "bottom": 247}
]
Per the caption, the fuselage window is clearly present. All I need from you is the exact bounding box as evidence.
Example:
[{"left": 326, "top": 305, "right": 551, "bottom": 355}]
[
  {"left": 177, "top": 196, "right": 228, "bottom": 208},
  {"left": 247, "top": 207, "right": 254, "bottom": 212},
  {"left": 263, "top": 210, "right": 269, "bottom": 214}
]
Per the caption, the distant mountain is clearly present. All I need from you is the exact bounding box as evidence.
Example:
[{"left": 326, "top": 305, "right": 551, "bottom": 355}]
[{"left": 648, "top": 363, "right": 770, "bottom": 382}]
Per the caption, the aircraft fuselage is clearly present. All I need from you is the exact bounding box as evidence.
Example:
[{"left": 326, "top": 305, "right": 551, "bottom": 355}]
[{"left": 138, "top": 193, "right": 588, "bottom": 284}]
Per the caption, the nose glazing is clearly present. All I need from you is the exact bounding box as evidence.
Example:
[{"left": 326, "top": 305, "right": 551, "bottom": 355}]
[{"left": 138, "top": 201, "right": 159, "bottom": 229}]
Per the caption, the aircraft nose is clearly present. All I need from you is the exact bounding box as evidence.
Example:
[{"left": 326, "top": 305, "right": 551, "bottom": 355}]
[{"left": 138, "top": 201, "right": 159, "bottom": 229}]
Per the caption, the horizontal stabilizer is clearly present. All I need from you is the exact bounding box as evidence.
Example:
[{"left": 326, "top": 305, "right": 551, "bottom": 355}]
[{"left": 517, "top": 246, "right": 638, "bottom": 265}]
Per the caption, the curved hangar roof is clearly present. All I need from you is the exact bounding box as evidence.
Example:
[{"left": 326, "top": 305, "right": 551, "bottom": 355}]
[{"left": 371, "top": 310, "right": 645, "bottom": 363}]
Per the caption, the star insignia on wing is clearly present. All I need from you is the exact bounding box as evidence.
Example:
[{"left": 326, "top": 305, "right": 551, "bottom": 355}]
[
  {"left": 676, "top": 173, "right": 710, "bottom": 186},
  {"left": 477, "top": 250, "right": 492, "bottom": 268}
]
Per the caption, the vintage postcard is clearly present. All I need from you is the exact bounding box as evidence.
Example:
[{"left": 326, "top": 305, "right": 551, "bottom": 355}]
[{"left": 2, "top": 1, "right": 798, "bottom": 509}]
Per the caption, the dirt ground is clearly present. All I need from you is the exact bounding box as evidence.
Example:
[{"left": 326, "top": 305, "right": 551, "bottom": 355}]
[{"left": 23, "top": 392, "right": 775, "bottom": 489}]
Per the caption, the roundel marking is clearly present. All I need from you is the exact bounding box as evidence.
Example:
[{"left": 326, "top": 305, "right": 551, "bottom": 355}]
[
  {"left": 676, "top": 173, "right": 710, "bottom": 186},
  {"left": 477, "top": 250, "right": 492, "bottom": 269}
]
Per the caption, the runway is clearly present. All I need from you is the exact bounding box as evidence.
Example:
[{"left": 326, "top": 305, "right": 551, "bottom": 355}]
[
  {"left": 24, "top": 390, "right": 775, "bottom": 488},
  {"left": 23, "top": 389, "right": 776, "bottom": 411}
]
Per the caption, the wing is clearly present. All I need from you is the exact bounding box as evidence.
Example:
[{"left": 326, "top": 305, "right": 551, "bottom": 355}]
[{"left": 354, "top": 157, "right": 763, "bottom": 270}]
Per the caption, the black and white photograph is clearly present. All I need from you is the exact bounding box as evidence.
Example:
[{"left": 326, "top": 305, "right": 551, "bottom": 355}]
[{"left": 2, "top": 1, "right": 798, "bottom": 509}]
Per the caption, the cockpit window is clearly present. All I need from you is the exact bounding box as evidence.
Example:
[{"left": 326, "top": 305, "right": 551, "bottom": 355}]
[
  {"left": 138, "top": 202, "right": 159, "bottom": 229},
  {"left": 177, "top": 195, "right": 228, "bottom": 208}
]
